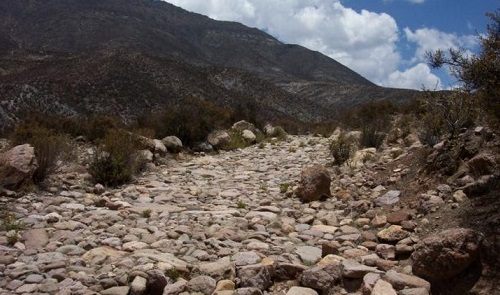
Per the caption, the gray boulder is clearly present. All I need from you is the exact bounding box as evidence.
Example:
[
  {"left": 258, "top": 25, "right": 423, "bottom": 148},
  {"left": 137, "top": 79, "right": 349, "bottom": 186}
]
[
  {"left": 161, "top": 136, "right": 183, "bottom": 153},
  {"left": 0, "top": 144, "right": 38, "bottom": 189}
]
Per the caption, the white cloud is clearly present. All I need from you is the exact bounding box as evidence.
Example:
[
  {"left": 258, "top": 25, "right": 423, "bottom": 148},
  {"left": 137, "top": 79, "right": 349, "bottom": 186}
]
[
  {"left": 385, "top": 63, "right": 441, "bottom": 89},
  {"left": 404, "top": 27, "right": 477, "bottom": 61}
]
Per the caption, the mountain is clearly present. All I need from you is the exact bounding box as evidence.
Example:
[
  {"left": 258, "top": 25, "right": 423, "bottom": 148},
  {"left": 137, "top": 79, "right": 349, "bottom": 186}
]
[{"left": 0, "top": 0, "right": 418, "bottom": 132}]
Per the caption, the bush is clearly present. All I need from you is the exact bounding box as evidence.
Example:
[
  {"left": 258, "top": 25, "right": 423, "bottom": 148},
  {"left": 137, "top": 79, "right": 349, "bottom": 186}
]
[
  {"left": 418, "top": 90, "right": 476, "bottom": 146},
  {"left": 89, "top": 129, "right": 143, "bottom": 186},
  {"left": 330, "top": 132, "right": 354, "bottom": 166},
  {"left": 220, "top": 130, "right": 249, "bottom": 151},
  {"left": 10, "top": 124, "right": 70, "bottom": 183},
  {"left": 137, "top": 96, "right": 233, "bottom": 147},
  {"left": 360, "top": 125, "right": 386, "bottom": 149},
  {"left": 269, "top": 126, "right": 288, "bottom": 140}
]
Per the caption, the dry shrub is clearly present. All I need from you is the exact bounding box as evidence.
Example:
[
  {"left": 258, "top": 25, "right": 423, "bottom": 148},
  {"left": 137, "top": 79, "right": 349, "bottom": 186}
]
[
  {"left": 330, "top": 132, "right": 355, "bottom": 166},
  {"left": 89, "top": 129, "right": 143, "bottom": 186},
  {"left": 10, "top": 124, "right": 70, "bottom": 183}
]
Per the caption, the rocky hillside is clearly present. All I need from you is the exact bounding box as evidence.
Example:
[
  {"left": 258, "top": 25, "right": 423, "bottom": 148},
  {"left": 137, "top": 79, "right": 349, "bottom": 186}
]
[
  {"left": 0, "top": 0, "right": 419, "bottom": 132},
  {"left": 0, "top": 124, "right": 498, "bottom": 294}
]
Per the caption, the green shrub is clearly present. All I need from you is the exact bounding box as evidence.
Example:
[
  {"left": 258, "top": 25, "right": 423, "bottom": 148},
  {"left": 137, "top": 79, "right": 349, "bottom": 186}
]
[
  {"left": 89, "top": 130, "right": 142, "bottom": 186},
  {"left": 330, "top": 132, "right": 354, "bottom": 166},
  {"left": 10, "top": 124, "right": 71, "bottom": 183},
  {"left": 237, "top": 200, "right": 247, "bottom": 209}
]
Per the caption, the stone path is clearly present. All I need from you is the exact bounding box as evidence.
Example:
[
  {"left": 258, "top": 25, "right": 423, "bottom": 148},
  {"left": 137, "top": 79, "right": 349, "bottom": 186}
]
[{"left": 0, "top": 135, "right": 443, "bottom": 295}]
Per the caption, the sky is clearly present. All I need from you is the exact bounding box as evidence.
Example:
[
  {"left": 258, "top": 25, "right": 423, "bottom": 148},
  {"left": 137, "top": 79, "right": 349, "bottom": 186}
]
[{"left": 163, "top": 0, "right": 498, "bottom": 90}]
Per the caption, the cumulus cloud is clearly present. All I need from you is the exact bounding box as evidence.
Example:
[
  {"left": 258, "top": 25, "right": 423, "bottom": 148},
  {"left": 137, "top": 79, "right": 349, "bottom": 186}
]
[
  {"left": 385, "top": 63, "right": 441, "bottom": 89},
  {"left": 404, "top": 27, "right": 477, "bottom": 61}
]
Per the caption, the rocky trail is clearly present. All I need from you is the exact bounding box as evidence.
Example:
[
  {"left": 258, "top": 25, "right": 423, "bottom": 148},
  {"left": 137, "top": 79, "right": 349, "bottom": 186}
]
[{"left": 0, "top": 134, "right": 496, "bottom": 295}]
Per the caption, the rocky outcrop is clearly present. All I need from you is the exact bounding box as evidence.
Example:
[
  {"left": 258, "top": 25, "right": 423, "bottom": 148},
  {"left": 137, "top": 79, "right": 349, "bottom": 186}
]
[
  {"left": 411, "top": 228, "right": 484, "bottom": 280},
  {"left": 0, "top": 144, "right": 38, "bottom": 189}
]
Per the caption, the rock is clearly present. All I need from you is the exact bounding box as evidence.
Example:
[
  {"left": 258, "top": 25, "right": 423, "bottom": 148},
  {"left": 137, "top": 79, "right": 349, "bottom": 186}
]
[
  {"left": 192, "top": 142, "right": 213, "bottom": 153},
  {"left": 274, "top": 263, "right": 308, "bottom": 281},
  {"left": 242, "top": 130, "right": 257, "bottom": 143},
  {"left": 195, "top": 256, "right": 235, "bottom": 281},
  {"left": 101, "top": 286, "right": 130, "bottom": 295},
  {"left": 162, "top": 278, "right": 188, "bottom": 295},
  {"left": 371, "top": 279, "right": 397, "bottom": 295},
  {"left": 411, "top": 228, "right": 484, "bottom": 280},
  {"left": 208, "top": 130, "right": 231, "bottom": 147},
  {"left": 233, "top": 120, "right": 258, "bottom": 134},
  {"left": 187, "top": 276, "right": 216, "bottom": 295},
  {"left": 130, "top": 275, "right": 147, "bottom": 295},
  {"left": 153, "top": 139, "right": 167, "bottom": 154},
  {"left": 375, "top": 190, "right": 400, "bottom": 207},
  {"left": 362, "top": 273, "right": 381, "bottom": 295},
  {"left": 0, "top": 144, "right": 37, "bottom": 189},
  {"left": 341, "top": 259, "right": 383, "bottom": 278},
  {"left": 351, "top": 148, "right": 377, "bottom": 167},
  {"left": 295, "top": 246, "right": 322, "bottom": 265},
  {"left": 286, "top": 286, "right": 319, "bottom": 295},
  {"left": 398, "top": 288, "right": 430, "bottom": 295},
  {"left": 300, "top": 263, "right": 342, "bottom": 292},
  {"left": 377, "top": 225, "right": 409, "bottom": 243},
  {"left": 467, "top": 152, "right": 497, "bottom": 176},
  {"left": 296, "top": 165, "right": 331, "bottom": 202},
  {"left": 321, "top": 241, "right": 340, "bottom": 256},
  {"left": 146, "top": 269, "right": 168, "bottom": 295},
  {"left": 452, "top": 190, "right": 467, "bottom": 203},
  {"left": 383, "top": 270, "right": 431, "bottom": 291},
  {"left": 386, "top": 211, "right": 412, "bottom": 225},
  {"left": 161, "top": 136, "right": 183, "bottom": 153},
  {"left": 375, "top": 244, "right": 396, "bottom": 260},
  {"left": 237, "top": 263, "right": 273, "bottom": 290},
  {"left": 371, "top": 215, "right": 387, "bottom": 227},
  {"left": 214, "top": 280, "right": 236, "bottom": 292},
  {"left": 232, "top": 251, "right": 262, "bottom": 266},
  {"left": 22, "top": 229, "right": 49, "bottom": 250},
  {"left": 235, "top": 287, "right": 263, "bottom": 295}
]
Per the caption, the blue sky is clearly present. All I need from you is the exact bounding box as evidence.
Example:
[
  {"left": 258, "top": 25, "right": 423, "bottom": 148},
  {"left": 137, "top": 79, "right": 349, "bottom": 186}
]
[{"left": 164, "top": 0, "right": 498, "bottom": 89}]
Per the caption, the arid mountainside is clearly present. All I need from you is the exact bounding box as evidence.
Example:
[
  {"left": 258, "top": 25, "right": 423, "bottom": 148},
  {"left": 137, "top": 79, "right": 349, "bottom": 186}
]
[{"left": 0, "top": 0, "right": 418, "bottom": 132}]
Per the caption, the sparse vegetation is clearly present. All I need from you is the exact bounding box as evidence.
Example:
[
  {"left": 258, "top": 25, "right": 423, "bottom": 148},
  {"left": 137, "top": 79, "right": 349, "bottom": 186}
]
[
  {"left": 1, "top": 209, "right": 25, "bottom": 245},
  {"left": 166, "top": 267, "right": 182, "bottom": 280},
  {"left": 141, "top": 209, "right": 152, "bottom": 218},
  {"left": 237, "top": 200, "right": 247, "bottom": 209},
  {"left": 330, "top": 132, "right": 355, "bottom": 166},
  {"left": 279, "top": 182, "right": 292, "bottom": 193}
]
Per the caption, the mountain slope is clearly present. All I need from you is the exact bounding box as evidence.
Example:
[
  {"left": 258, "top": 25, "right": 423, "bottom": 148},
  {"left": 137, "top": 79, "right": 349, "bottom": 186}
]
[
  {"left": 0, "top": 0, "right": 373, "bottom": 85},
  {"left": 0, "top": 0, "right": 419, "bottom": 132}
]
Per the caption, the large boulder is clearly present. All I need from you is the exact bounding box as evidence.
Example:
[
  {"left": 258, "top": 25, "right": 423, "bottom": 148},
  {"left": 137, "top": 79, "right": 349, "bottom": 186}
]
[
  {"left": 0, "top": 144, "right": 38, "bottom": 189},
  {"left": 296, "top": 165, "right": 331, "bottom": 202},
  {"left": 207, "top": 130, "right": 231, "bottom": 148},
  {"left": 232, "top": 120, "right": 258, "bottom": 134},
  {"left": 411, "top": 228, "right": 483, "bottom": 281},
  {"left": 161, "top": 136, "right": 183, "bottom": 153}
]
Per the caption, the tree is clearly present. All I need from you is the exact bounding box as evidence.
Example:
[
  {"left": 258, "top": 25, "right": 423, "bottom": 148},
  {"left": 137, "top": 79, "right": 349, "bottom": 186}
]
[{"left": 427, "top": 10, "right": 500, "bottom": 121}]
